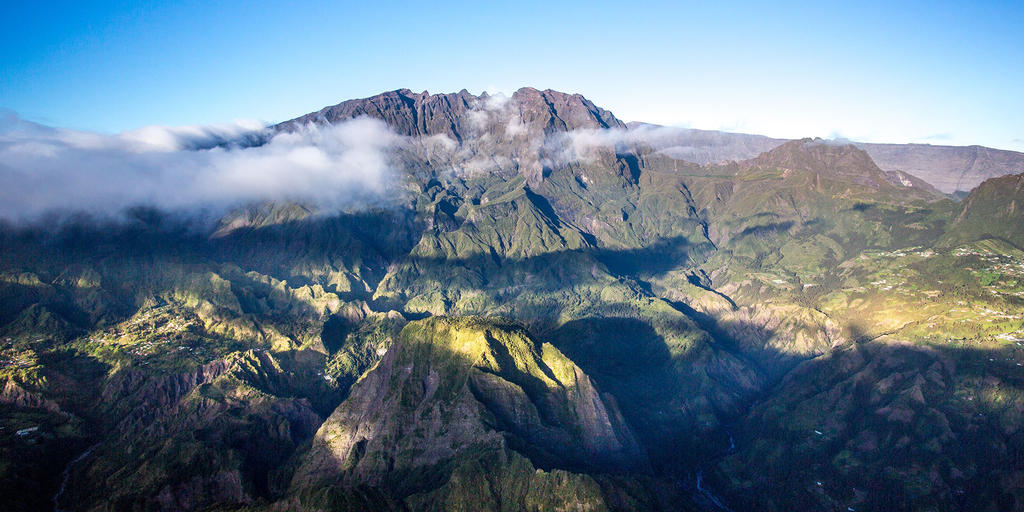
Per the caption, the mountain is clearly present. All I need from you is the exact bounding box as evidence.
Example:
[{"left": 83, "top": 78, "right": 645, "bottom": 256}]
[
  {"left": 2, "top": 88, "right": 1023, "bottom": 512},
  {"left": 280, "top": 87, "right": 623, "bottom": 138},
  {"left": 943, "top": 171, "right": 1024, "bottom": 248},
  {"left": 625, "top": 123, "right": 1024, "bottom": 194},
  {"left": 287, "top": 317, "right": 655, "bottom": 510}
]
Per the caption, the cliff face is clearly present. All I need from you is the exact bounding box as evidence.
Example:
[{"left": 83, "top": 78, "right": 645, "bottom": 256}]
[
  {"left": 278, "top": 87, "right": 622, "bottom": 139},
  {"left": 276, "top": 87, "right": 627, "bottom": 186},
  {"left": 291, "top": 317, "right": 646, "bottom": 504}
]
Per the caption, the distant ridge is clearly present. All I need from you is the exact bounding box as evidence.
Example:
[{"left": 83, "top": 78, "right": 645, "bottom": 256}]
[
  {"left": 856, "top": 142, "right": 1024, "bottom": 194},
  {"left": 624, "top": 122, "right": 1024, "bottom": 194},
  {"left": 624, "top": 122, "right": 786, "bottom": 165}
]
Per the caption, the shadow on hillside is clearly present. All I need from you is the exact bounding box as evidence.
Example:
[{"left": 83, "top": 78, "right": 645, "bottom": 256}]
[
  {"left": 375, "top": 232, "right": 705, "bottom": 281},
  {"left": 551, "top": 317, "right": 673, "bottom": 379},
  {"left": 546, "top": 315, "right": 780, "bottom": 475},
  {"left": 282, "top": 316, "right": 702, "bottom": 511},
  {"left": 4, "top": 258, "right": 1024, "bottom": 512},
  {"left": 43, "top": 347, "right": 343, "bottom": 510},
  {"left": 0, "top": 208, "right": 422, "bottom": 338},
  {"left": 704, "top": 338, "right": 1024, "bottom": 512},
  {"left": 737, "top": 221, "right": 795, "bottom": 239},
  {"left": 4, "top": 201, "right": 1022, "bottom": 510},
  {"left": 0, "top": 206, "right": 420, "bottom": 288},
  {"left": 283, "top": 316, "right": 1024, "bottom": 512},
  {"left": 4, "top": 204, "right": 706, "bottom": 329}
]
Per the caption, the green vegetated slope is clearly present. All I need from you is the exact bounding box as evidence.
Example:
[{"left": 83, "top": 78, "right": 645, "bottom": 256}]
[
  {"left": 942, "top": 171, "right": 1024, "bottom": 249},
  {"left": 1, "top": 88, "right": 1023, "bottom": 511}
]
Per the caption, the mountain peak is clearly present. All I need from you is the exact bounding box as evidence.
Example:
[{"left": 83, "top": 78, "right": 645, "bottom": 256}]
[
  {"left": 276, "top": 87, "right": 623, "bottom": 139},
  {"left": 737, "top": 136, "right": 949, "bottom": 198},
  {"left": 750, "top": 137, "right": 881, "bottom": 175}
]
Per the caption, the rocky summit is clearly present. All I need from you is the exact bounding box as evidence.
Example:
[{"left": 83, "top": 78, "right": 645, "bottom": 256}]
[{"left": 2, "top": 88, "right": 1023, "bottom": 512}]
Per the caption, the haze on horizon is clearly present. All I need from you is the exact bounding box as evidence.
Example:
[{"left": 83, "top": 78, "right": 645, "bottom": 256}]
[{"left": 1, "top": 1, "right": 1022, "bottom": 151}]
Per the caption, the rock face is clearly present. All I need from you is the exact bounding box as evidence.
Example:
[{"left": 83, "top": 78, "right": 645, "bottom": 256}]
[
  {"left": 291, "top": 317, "right": 646, "bottom": 504},
  {"left": 66, "top": 350, "right": 337, "bottom": 511},
  {"left": 278, "top": 87, "right": 622, "bottom": 140},
  {"left": 277, "top": 87, "right": 627, "bottom": 185},
  {"left": 1, "top": 378, "right": 61, "bottom": 412},
  {"left": 746, "top": 139, "right": 929, "bottom": 195}
]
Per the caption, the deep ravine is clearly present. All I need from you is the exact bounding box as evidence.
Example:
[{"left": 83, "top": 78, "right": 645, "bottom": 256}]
[{"left": 53, "top": 443, "right": 99, "bottom": 512}]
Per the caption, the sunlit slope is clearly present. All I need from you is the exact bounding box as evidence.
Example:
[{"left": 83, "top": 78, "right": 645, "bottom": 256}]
[{"left": 286, "top": 317, "right": 675, "bottom": 511}]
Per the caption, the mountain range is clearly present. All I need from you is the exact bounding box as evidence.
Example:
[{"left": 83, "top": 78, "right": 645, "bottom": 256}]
[
  {"left": 1, "top": 87, "right": 1023, "bottom": 512},
  {"left": 625, "top": 121, "right": 1024, "bottom": 194}
]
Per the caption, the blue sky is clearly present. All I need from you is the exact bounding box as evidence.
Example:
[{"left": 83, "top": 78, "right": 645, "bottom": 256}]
[{"left": 2, "top": 0, "right": 1022, "bottom": 150}]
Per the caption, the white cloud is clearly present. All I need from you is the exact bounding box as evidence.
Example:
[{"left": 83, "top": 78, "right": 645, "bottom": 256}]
[
  {"left": 467, "top": 92, "right": 546, "bottom": 142},
  {"left": 504, "top": 115, "right": 526, "bottom": 137},
  {"left": 0, "top": 114, "right": 401, "bottom": 221},
  {"left": 540, "top": 125, "right": 685, "bottom": 166},
  {"left": 482, "top": 92, "right": 510, "bottom": 112},
  {"left": 119, "top": 121, "right": 266, "bottom": 151},
  {"left": 466, "top": 109, "right": 491, "bottom": 132}
]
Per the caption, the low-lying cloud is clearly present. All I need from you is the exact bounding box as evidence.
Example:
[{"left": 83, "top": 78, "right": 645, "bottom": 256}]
[
  {"left": 0, "top": 113, "right": 401, "bottom": 221},
  {"left": 541, "top": 125, "right": 683, "bottom": 167}
]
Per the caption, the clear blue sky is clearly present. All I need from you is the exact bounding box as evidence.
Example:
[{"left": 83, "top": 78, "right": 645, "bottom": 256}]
[{"left": 2, "top": 0, "right": 1022, "bottom": 150}]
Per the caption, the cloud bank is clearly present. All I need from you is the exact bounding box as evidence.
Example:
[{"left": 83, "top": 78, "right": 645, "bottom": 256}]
[{"left": 0, "top": 113, "right": 401, "bottom": 221}]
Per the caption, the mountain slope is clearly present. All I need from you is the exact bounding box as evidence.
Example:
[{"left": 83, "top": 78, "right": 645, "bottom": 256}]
[
  {"left": 943, "top": 171, "right": 1024, "bottom": 248},
  {"left": 287, "top": 316, "right": 664, "bottom": 510}
]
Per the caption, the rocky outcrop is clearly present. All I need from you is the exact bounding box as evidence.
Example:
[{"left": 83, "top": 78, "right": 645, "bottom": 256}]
[
  {"left": 0, "top": 378, "right": 62, "bottom": 413},
  {"left": 748, "top": 139, "right": 898, "bottom": 188},
  {"left": 67, "top": 350, "right": 337, "bottom": 511},
  {"left": 101, "top": 356, "right": 236, "bottom": 434},
  {"left": 291, "top": 317, "right": 647, "bottom": 500}
]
